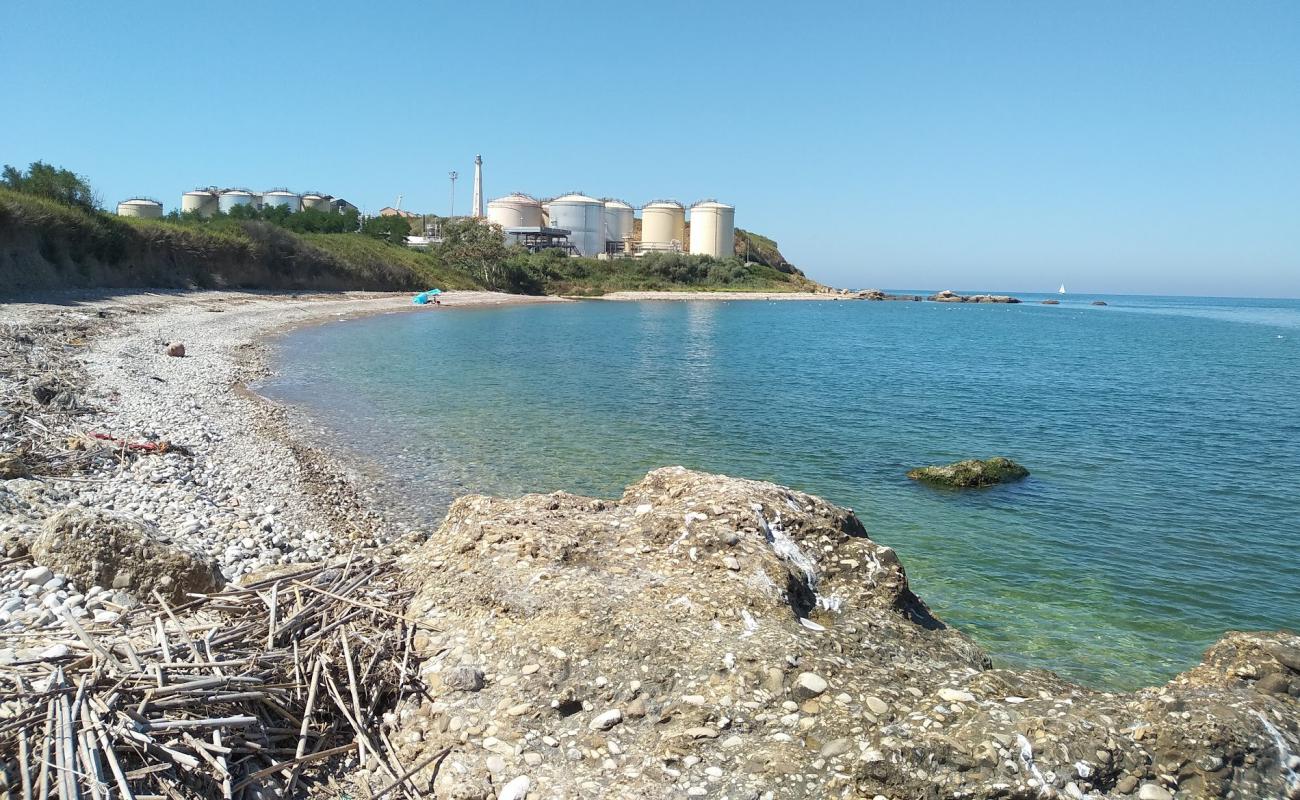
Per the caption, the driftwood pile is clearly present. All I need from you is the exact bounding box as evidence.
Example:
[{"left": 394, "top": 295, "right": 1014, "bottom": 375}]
[{"left": 0, "top": 555, "right": 440, "bottom": 799}]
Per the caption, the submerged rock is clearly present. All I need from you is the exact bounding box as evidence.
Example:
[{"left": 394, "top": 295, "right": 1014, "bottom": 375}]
[
  {"left": 386, "top": 467, "right": 1297, "bottom": 799},
  {"left": 30, "top": 508, "right": 224, "bottom": 604},
  {"left": 1041, "top": 299, "right": 1061, "bottom": 305},
  {"left": 907, "top": 456, "right": 1030, "bottom": 488},
  {"left": 1092, "top": 300, "right": 1109, "bottom": 306}
]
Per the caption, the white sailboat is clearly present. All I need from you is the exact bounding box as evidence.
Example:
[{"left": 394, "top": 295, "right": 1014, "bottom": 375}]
[{"left": 1058, "top": 284, "right": 1066, "bottom": 295}]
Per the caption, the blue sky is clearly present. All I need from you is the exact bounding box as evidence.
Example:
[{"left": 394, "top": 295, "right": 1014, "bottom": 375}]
[{"left": 3, "top": 1, "right": 1298, "bottom": 297}]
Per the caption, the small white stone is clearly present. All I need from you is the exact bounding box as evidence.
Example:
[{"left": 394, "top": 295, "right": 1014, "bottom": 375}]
[
  {"left": 589, "top": 709, "right": 622, "bottom": 731},
  {"left": 497, "top": 775, "right": 531, "bottom": 800}
]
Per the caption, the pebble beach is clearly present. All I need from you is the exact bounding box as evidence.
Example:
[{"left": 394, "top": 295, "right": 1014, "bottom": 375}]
[{"left": 0, "top": 290, "right": 562, "bottom": 657}]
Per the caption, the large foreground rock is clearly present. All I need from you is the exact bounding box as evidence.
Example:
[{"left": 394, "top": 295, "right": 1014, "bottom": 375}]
[
  {"left": 387, "top": 467, "right": 1299, "bottom": 799},
  {"left": 907, "top": 456, "right": 1030, "bottom": 488},
  {"left": 31, "top": 508, "right": 225, "bottom": 604}
]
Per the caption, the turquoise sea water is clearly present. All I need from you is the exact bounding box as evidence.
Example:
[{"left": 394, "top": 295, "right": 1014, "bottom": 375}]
[{"left": 262, "top": 294, "right": 1300, "bottom": 690}]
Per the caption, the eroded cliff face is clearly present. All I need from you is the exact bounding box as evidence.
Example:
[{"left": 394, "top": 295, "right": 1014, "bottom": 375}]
[{"left": 391, "top": 467, "right": 1299, "bottom": 799}]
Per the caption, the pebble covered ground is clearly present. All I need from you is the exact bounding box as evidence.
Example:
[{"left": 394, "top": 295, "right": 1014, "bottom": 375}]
[{"left": 0, "top": 290, "right": 558, "bottom": 661}]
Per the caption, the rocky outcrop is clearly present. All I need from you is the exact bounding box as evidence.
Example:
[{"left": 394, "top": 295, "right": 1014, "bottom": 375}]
[
  {"left": 387, "top": 467, "right": 1299, "bottom": 799},
  {"left": 908, "top": 457, "right": 1030, "bottom": 488},
  {"left": 1042, "top": 299, "right": 1061, "bottom": 305},
  {"left": 929, "top": 290, "right": 1022, "bottom": 304},
  {"left": 852, "top": 289, "right": 923, "bottom": 301},
  {"left": 31, "top": 508, "right": 225, "bottom": 604},
  {"left": 1092, "top": 300, "right": 1109, "bottom": 306}
]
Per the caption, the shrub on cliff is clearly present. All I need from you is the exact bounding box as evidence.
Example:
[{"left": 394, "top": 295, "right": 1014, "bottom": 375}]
[{"left": 1, "top": 161, "right": 98, "bottom": 211}]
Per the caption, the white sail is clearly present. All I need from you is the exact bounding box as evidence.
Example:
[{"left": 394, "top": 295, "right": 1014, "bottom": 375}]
[{"left": 1058, "top": 284, "right": 1066, "bottom": 294}]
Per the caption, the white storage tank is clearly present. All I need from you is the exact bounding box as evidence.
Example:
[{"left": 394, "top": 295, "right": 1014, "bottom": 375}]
[
  {"left": 181, "top": 190, "right": 219, "bottom": 217},
  {"left": 641, "top": 201, "right": 686, "bottom": 250},
  {"left": 487, "top": 193, "right": 543, "bottom": 229},
  {"left": 262, "top": 190, "right": 302, "bottom": 213},
  {"left": 116, "top": 198, "right": 163, "bottom": 219},
  {"left": 688, "top": 201, "right": 736, "bottom": 259},
  {"left": 602, "top": 199, "right": 634, "bottom": 252},
  {"left": 218, "top": 190, "right": 256, "bottom": 214},
  {"left": 543, "top": 194, "right": 604, "bottom": 257},
  {"left": 301, "top": 193, "right": 333, "bottom": 212}
]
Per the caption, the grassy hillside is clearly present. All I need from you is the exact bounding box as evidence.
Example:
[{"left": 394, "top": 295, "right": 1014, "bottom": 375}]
[
  {"left": 0, "top": 187, "right": 465, "bottom": 294},
  {"left": 629, "top": 218, "right": 805, "bottom": 276},
  {"left": 0, "top": 186, "right": 817, "bottom": 296},
  {"left": 526, "top": 251, "right": 818, "bottom": 296}
]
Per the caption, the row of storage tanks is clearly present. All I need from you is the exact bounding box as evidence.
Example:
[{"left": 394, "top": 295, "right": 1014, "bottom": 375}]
[
  {"left": 486, "top": 194, "right": 736, "bottom": 259},
  {"left": 116, "top": 190, "right": 353, "bottom": 218},
  {"left": 180, "top": 189, "right": 344, "bottom": 217}
]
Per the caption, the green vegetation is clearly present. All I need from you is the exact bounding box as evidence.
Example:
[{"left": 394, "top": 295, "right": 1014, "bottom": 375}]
[
  {"left": 168, "top": 203, "right": 360, "bottom": 234},
  {"left": 0, "top": 160, "right": 818, "bottom": 296},
  {"left": 735, "top": 228, "right": 802, "bottom": 275},
  {"left": 2, "top": 161, "right": 98, "bottom": 212},
  {"left": 360, "top": 214, "right": 410, "bottom": 244},
  {"left": 0, "top": 186, "right": 445, "bottom": 293}
]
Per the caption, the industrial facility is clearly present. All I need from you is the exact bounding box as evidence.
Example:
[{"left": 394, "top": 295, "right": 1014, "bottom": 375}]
[
  {"left": 472, "top": 155, "right": 737, "bottom": 259},
  {"left": 112, "top": 188, "right": 357, "bottom": 218},
  {"left": 112, "top": 154, "right": 738, "bottom": 261},
  {"left": 174, "top": 188, "right": 357, "bottom": 218}
]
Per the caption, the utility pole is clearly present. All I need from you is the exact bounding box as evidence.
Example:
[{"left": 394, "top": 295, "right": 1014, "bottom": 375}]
[{"left": 448, "top": 171, "right": 458, "bottom": 218}]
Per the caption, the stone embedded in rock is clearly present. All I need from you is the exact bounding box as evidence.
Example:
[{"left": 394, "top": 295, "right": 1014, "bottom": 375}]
[
  {"left": 793, "top": 672, "right": 829, "bottom": 700},
  {"left": 0, "top": 454, "right": 31, "bottom": 479},
  {"left": 165, "top": 342, "right": 185, "bottom": 357},
  {"left": 497, "top": 776, "right": 531, "bottom": 800},
  {"left": 938, "top": 688, "right": 976, "bottom": 703},
  {"left": 21, "top": 566, "right": 52, "bottom": 586},
  {"left": 589, "top": 709, "right": 622, "bottom": 731},
  {"left": 1254, "top": 673, "right": 1290, "bottom": 694},
  {"left": 442, "top": 665, "right": 485, "bottom": 692},
  {"left": 1137, "top": 784, "right": 1173, "bottom": 800},
  {"left": 30, "top": 509, "right": 224, "bottom": 604},
  {"left": 906, "top": 457, "right": 1030, "bottom": 489}
]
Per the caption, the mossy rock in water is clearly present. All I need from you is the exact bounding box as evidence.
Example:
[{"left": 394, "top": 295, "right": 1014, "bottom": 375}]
[{"left": 906, "top": 457, "right": 1029, "bottom": 488}]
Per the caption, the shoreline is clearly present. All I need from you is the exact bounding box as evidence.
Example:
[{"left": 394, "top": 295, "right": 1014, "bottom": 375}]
[
  {"left": 0, "top": 290, "right": 565, "bottom": 593},
  {"left": 2, "top": 290, "right": 1298, "bottom": 798}
]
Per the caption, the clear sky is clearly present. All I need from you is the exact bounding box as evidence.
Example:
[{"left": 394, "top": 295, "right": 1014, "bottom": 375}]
[{"left": 3, "top": 1, "right": 1298, "bottom": 297}]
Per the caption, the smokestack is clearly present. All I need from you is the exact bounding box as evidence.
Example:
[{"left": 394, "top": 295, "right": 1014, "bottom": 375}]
[{"left": 472, "top": 154, "right": 483, "bottom": 218}]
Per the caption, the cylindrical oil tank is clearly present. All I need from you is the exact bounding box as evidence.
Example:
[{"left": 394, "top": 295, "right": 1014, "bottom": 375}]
[
  {"left": 218, "top": 190, "right": 256, "bottom": 214},
  {"left": 181, "top": 190, "right": 218, "bottom": 217},
  {"left": 641, "top": 201, "right": 686, "bottom": 250},
  {"left": 301, "top": 193, "right": 333, "bottom": 212},
  {"left": 602, "top": 199, "right": 634, "bottom": 251},
  {"left": 542, "top": 194, "right": 605, "bottom": 257},
  {"left": 262, "top": 190, "right": 302, "bottom": 213},
  {"left": 116, "top": 198, "right": 163, "bottom": 219},
  {"left": 487, "top": 194, "right": 543, "bottom": 229},
  {"left": 688, "top": 201, "right": 736, "bottom": 259}
]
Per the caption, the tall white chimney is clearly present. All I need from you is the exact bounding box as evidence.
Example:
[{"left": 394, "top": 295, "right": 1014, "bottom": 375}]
[{"left": 471, "top": 154, "right": 483, "bottom": 218}]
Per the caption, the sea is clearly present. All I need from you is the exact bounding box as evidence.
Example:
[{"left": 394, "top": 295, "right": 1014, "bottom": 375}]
[{"left": 260, "top": 293, "right": 1300, "bottom": 690}]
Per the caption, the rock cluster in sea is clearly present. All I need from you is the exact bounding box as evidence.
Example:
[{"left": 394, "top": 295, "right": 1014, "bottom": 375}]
[
  {"left": 386, "top": 466, "right": 1300, "bottom": 799},
  {"left": 929, "top": 289, "right": 1023, "bottom": 304}
]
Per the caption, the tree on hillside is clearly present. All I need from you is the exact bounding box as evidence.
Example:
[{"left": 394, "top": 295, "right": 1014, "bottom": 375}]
[
  {"left": 1, "top": 161, "right": 98, "bottom": 210},
  {"left": 433, "top": 218, "right": 543, "bottom": 292},
  {"left": 361, "top": 214, "right": 410, "bottom": 245}
]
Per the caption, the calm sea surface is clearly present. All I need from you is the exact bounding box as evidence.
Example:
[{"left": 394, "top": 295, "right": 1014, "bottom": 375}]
[{"left": 262, "top": 294, "right": 1300, "bottom": 689}]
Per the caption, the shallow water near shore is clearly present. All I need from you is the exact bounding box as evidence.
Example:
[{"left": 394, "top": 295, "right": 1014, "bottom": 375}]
[{"left": 262, "top": 293, "right": 1300, "bottom": 690}]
